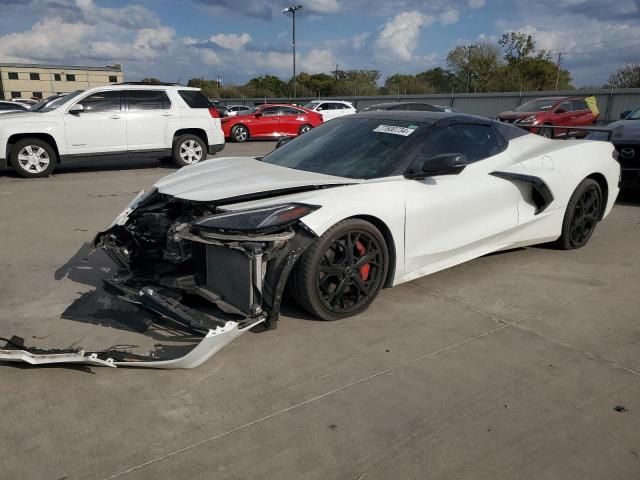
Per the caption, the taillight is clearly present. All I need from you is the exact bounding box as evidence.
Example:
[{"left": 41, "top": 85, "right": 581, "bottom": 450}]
[{"left": 208, "top": 107, "right": 220, "bottom": 118}]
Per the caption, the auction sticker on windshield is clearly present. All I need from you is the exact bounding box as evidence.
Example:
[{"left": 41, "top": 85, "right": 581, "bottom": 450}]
[{"left": 373, "top": 125, "right": 417, "bottom": 136}]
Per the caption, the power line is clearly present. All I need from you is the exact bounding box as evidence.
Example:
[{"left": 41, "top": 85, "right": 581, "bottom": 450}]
[{"left": 561, "top": 42, "right": 640, "bottom": 55}]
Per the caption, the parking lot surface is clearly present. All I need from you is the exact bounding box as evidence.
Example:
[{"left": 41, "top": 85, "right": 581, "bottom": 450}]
[{"left": 1, "top": 143, "right": 639, "bottom": 480}]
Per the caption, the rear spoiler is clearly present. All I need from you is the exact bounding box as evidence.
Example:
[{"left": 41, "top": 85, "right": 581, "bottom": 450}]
[{"left": 517, "top": 124, "right": 624, "bottom": 142}]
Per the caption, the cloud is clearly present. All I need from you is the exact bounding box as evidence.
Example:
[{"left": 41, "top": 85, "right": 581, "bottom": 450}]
[
  {"left": 300, "top": 48, "right": 336, "bottom": 72},
  {"left": 375, "top": 11, "right": 433, "bottom": 61},
  {"left": 439, "top": 8, "right": 460, "bottom": 25},
  {"left": 210, "top": 33, "right": 252, "bottom": 51}
]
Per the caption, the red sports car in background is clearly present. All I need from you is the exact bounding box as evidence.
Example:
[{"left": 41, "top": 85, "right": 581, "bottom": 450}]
[
  {"left": 221, "top": 104, "right": 323, "bottom": 142},
  {"left": 498, "top": 96, "right": 598, "bottom": 137}
]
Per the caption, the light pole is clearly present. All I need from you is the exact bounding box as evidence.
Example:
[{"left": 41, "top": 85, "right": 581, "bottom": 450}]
[{"left": 282, "top": 5, "right": 303, "bottom": 98}]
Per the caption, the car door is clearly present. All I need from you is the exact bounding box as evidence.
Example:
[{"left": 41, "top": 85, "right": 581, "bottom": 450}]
[
  {"left": 64, "top": 90, "right": 126, "bottom": 155},
  {"left": 250, "top": 106, "right": 280, "bottom": 137},
  {"left": 125, "top": 90, "right": 177, "bottom": 151},
  {"left": 278, "top": 106, "right": 306, "bottom": 135},
  {"left": 571, "top": 99, "right": 594, "bottom": 126},
  {"left": 404, "top": 123, "right": 523, "bottom": 275},
  {"left": 319, "top": 103, "right": 340, "bottom": 121},
  {"left": 552, "top": 100, "right": 576, "bottom": 126}
]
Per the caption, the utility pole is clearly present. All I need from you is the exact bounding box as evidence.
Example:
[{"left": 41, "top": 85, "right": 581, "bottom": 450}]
[
  {"left": 216, "top": 75, "right": 221, "bottom": 98},
  {"left": 335, "top": 64, "right": 339, "bottom": 80},
  {"left": 283, "top": 5, "right": 303, "bottom": 98},
  {"left": 554, "top": 52, "right": 563, "bottom": 91},
  {"left": 465, "top": 45, "right": 477, "bottom": 93}
]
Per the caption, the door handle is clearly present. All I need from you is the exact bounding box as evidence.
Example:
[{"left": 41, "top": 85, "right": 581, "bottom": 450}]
[
  {"left": 161, "top": 113, "right": 173, "bottom": 117},
  {"left": 110, "top": 114, "right": 121, "bottom": 119}
]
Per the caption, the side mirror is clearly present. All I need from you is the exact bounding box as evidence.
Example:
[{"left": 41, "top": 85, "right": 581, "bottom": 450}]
[
  {"left": 316, "top": 107, "right": 323, "bottom": 111},
  {"left": 68, "top": 103, "right": 84, "bottom": 114},
  {"left": 620, "top": 110, "right": 631, "bottom": 120},
  {"left": 406, "top": 153, "right": 469, "bottom": 179},
  {"left": 555, "top": 108, "right": 566, "bottom": 114},
  {"left": 254, "top": 112, "right": 262, "bottom": 118},
  {"left": 275, "top": 136, "right": 293, "bottom": 149}
]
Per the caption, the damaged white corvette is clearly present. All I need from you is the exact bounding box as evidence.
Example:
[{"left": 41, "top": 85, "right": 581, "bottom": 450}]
[{"left": 0, "top": 111, "right": 620, "bottom": 368}]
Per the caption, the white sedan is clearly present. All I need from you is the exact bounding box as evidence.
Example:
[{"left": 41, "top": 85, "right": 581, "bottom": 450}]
[
  {"left": 303, "top": 100, "right": 357, "bottom": 121},
  {"left": 1, "top": 111, "right": 619, "bottom": 369}
]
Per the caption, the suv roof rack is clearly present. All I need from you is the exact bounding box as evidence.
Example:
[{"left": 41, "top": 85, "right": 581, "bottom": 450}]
[{"left": 116, "top": 82, "right": 182, "bottom": 86}]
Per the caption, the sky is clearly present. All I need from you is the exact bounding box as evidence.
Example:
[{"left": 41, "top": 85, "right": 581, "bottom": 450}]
[{"left": 0, "top": 0, "right": 638, "bottom": 88}]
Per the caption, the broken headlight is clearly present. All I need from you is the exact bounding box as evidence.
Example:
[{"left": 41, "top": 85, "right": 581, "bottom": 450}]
[{"left": 191, "top": 203, "right": 319, "bottom": 235}]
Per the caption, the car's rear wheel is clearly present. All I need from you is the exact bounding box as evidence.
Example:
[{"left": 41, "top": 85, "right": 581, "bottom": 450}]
[
  {"left": 232, "top": 125, "right": 249, "bottom": 143},
  {"left": 10, "top": 138, "right": 56, "bottom": 178},
  {"left": 298, "top": 124, "right": 312, "bottom": 135},
  {"left": 172, "top": 134, "right": 206, "bottom": 167},
  {"left": 289, "top": 219, "right": 388, "bottom": 320},
  {"left": 556, "top": 178, "right": 602, "bottom": 250}
]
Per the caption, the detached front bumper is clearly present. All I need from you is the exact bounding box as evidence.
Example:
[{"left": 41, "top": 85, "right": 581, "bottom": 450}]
[{"left": 0, "top": 191, "right": 317, "bottom": 370}]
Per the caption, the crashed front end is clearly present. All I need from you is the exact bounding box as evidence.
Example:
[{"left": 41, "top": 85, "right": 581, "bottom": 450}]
[{"left": 1, "top": 189, "right": 318, "bottom": 369}]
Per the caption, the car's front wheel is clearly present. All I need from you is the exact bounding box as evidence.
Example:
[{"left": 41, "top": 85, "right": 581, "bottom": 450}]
[
  {"left": 289, "top": 219, "right": 389, "bottom": 320},
  {"left": 556, "top": 178, "right": 602, "bottom": 249},
  {"left": 10, "top": 138, "right": 56, "bottom": 178},
  {"left": 172, "top": 134, "right": 206, "bottom": 167},
  {"left": 232, "top": 125, "right": 249, "bottom": 143}
]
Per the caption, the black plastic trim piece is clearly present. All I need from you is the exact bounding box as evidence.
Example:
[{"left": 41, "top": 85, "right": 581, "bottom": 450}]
[
  {"left": 60, "top": 148, "right": 172, "bottom": 163},
  {"left": 208, "top": 143, "right": 225, "bottom": 155},
  {"left": 490, "top": 171, "right": 554, "bottom": 214}
]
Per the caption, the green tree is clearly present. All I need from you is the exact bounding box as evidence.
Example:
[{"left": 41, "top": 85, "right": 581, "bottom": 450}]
[
  {"left": 244, "top": 75, "right": 288, "bottom": 97},
  {"left": 415, "top": 67, "right": 457, "bottom": 93},
  {"left": 382, "top": 74, "right": 433, "bottom": 95},
  {"left": 608, "top": 64, "right": 640, "bottom": 88},
  {"left": 446, "top": 42, "right": 501, "bottom": 92}
]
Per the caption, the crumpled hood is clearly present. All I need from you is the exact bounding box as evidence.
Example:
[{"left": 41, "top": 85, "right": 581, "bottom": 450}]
[{"left": 155, "top": 157, "right": 359, "bottom": 202}]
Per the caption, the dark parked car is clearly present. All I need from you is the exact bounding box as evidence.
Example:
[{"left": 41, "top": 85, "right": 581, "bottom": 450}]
[
  {"left": 588, "top": 105, "right": 639, "bottom": 188},
  {"left": 360, "top": 102, "right": 444, "bottom": 112}
]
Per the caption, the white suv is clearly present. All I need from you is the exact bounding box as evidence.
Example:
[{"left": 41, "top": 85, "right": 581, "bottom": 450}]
[
  {"left": 0, "top": 84, "right": 225, "bottom": 178},
  {"left": 302, "top": 100, "right": 356, "bottom": 122}
]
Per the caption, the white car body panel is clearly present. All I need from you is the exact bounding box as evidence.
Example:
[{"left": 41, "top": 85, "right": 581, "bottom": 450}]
[{"left": 154, "top": 132, "right": 619, "bottom": 288}]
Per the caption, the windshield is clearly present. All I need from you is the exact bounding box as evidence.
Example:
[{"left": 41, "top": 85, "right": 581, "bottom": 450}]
[
  {"left": 37, "top": 90, "right": 84, "bottom": 112},
  {"left": 628, "top": 106, "right": 640, "bottom": 120},
  {"left": 261, "top": 117, "right": 430, "bottom": 179},
  {"left": 515, "top": 99, "right": 559, "bottom": 112}
]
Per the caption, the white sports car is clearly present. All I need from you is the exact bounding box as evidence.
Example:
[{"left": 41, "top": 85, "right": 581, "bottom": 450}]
[{"left": 0, "top": 111, "right": 620, "bottom": 368}]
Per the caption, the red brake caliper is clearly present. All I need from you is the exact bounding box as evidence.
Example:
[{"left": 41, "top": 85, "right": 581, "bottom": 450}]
[{"left": 355, "top": 240, "right": 370, "bottom": 281}]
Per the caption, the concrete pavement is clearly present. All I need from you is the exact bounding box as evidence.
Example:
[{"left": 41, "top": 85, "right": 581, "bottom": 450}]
[{"left": 0, "top": 143, "right": 638, "bottom": 479}]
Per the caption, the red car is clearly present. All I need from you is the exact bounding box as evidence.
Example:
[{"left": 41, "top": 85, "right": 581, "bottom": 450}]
[
  {"left": 221, "top": 104, "right": 323, "bottom": 142},
  {"left": 498, "top": 96, "right": 598, "bottom": 137}
]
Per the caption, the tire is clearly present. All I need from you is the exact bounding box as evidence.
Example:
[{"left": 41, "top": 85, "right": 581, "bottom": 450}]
[
  {"left": 555, "top": 178, "right": 602, "bottom": 250},
  {"left": 289, "top": 219, "right": 389, "bottom": 320},
  {"left": 172, "top": 134, "right": 207, "bottom": 167},
  {"left": 10, "top": 138, "right": 56, "bottom": 178},
  {"left": 538, "top": 124, "right": 553, "bottom": 138},
  {"left": 298, "top": 124, "right": 312, "bottom": 135},
  {"left": 231, "top": 125, "right": 249, "bottom": 143}
]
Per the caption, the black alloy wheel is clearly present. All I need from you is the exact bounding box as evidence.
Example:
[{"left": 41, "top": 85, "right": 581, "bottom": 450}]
[
  {"left": 289, "top": 219, "right": 389, "bottom": 320},
  {"left": 556, "top": 178, "right": 602, "bottom": 250}
]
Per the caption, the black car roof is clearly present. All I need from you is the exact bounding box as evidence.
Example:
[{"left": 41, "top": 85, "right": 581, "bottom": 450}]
[{"left": 351, "top": 110, "right": 492, "bottom": 126}]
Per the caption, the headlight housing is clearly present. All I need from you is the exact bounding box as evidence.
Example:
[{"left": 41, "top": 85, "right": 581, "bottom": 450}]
[
  {"left": 191, "top": 203, "right": 319, "bottom": 235},
  {"left": 517, "top": 116, "right": 537, "bottom": 125}
]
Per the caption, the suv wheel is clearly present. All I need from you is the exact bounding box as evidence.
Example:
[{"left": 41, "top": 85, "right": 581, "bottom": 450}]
[
  {"left": 172, "top": 134, "right": 206, "bottom": 167},
  {"left": 10, "top": 138, "right": 56, "bottom": 178}
]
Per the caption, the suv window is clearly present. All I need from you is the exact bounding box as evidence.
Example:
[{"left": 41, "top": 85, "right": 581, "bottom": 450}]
[
  {"left": 557, "top": 101, "right": 574, "bottom": 113},
  {"left": 126, "top": 90, "right": 171, "bottom": 110},
  {"left": 421, "top": 124, "right": 503, "bottom": 163},
  {"left": 573, "top": 99, "right": 589, "bottom": 111},
  {"left": 0, "top": 102, "right": 25, "bottom": 111},
  {"left": 178, "top": 90, "right": 210, "bottom": 108},
  {"left": 77, "top": 91, "right": 121, "bottom": 113}
]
